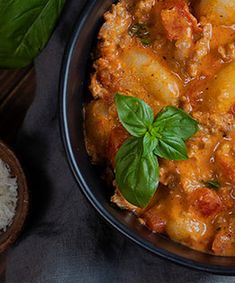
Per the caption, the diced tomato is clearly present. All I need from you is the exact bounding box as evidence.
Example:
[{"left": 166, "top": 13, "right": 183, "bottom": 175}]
[
  {"left": 189, "top": 188, "right": 222, "bottom": 217},
  {"left": 107, "top": 126, "right": 129, "bottom": 167},
  {"left": 142, "top": 209, "right": 166, "bottom": 233},
  {"left": 161, "top": 0, "right": 200, "bottom": 41}
]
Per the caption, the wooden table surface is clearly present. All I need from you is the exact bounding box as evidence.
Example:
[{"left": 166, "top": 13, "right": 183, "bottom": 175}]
[
  {"left": 0, "top": 67, "right": 36, "bottom": 145},
  {"left": 0, "top": 67, "right": 36, "bottom": 282}
]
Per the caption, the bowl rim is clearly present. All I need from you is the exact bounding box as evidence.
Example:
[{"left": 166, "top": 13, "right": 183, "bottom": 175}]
[{"left": 59, "top": 0, "right": 235, "bottom": 275}]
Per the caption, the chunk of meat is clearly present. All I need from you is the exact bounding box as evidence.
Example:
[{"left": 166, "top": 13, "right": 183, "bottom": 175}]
[
  {"left": 133, "top": 0, "right": 156, "bottom": 22},
  {"left": 90, "top": 1, "right": 132, "bottom": 100},
  {"left": 99, "top": 1, "right": 132, "bottom": 58},
  {"left": 111, "top": 189, "right": 141, "bottom": 214},
  {"left": 161, "top": 0, "right": 208, "bottom": 77},
  {"left": 215, "top": 132, "right": 235, "bottom": 185},
  {"left": 189, "top": 188, "right": 222, "bottom": 217},
  {"left": 174, "top": 133, "right": 222, "bottom": 193},
  {"left": 188, "top": 23, "right": 212, "bottom": 77},
  {"left": 161, "top": 0, "right": 200, "bottom": 41}
]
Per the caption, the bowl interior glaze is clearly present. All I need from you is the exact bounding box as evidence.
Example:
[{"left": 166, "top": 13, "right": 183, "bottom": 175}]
[{"left": 60, "top": 0, "right": 235, "bottom": 274}]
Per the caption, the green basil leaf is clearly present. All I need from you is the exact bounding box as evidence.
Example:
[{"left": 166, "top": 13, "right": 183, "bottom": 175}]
[
  {"left": 0, "top": 0, "right": 65, "bottom": 68},
  {"left": 154, "top": 135, "right": 188, "bottom": 160},
  {"left": 143, "top": 132, "right": 158, "bottom": 156},
  {"left": 153, "top": 106, "right": 198, "bottom": 141},
  {"left": 115, "top": 93, "right": 154, "bottom": 137},
  {"left": 115, "top": 137, "right": 159, "bottom": 208}
]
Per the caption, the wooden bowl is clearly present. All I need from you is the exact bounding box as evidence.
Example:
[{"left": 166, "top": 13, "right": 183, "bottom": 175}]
[{"left": 0, "top": 141, "right": 28, "bottom": 253}]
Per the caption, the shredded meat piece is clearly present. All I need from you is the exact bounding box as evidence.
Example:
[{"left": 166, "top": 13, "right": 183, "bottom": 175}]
[
  {"left": 91, "top": 1, "right": 132, "bottom": 100},
  {"left": 160, "top": 0, "right": 213, "bottom": 78},
  {"left": 161, "top": 0, "right": 200, "bottom": 41},
  {"left": 188, "top": 23, "right": 212, "bottom": 77},
  {"left": 99, "top": 1, "right": 132, "bottom": 58},
  {"left": 134, "top": 0, "right": 156, "bottom": 21},
  {"left": 218, "top": 42, "right": 235, "bottom": 62},
  {"left": 111, "top": 189, "right": 141, "bottom": 213}
]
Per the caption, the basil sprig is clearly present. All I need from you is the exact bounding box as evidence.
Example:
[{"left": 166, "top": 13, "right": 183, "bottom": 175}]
[{"left": 115, "top": 94, "right": 199, "bottom": 208}]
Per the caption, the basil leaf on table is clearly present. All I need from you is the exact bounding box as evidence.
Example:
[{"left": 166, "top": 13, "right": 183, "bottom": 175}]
[
  {"left": 153, "top": 135, "right": 188, "bottom": 160},
  {"left": 115, "top": 94, "right": 154, "bottom": 137},
  {"left": 115, "top": 137, "right": 159, "bottom": 208},
  {"left": 0, "top": 0, "right": 65, "bottom": 68},
  {"left": 153, "top": 106, "right": 199, "bottom": 140}
]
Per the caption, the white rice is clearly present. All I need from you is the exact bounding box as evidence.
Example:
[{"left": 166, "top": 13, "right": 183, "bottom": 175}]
[{"left": 0, "top": 159, "right": 18, "bottom": 232}]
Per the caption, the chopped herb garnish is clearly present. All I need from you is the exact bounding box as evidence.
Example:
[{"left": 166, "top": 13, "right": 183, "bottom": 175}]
[
  {"left": 203, "top": 180, "right": 220, "bottom": 189},
  {"left": 129, "top": 23, "right": 151, "bottom": 46},
  {"left": 140, "top": 38, "right": 151, "bottom": 46}
]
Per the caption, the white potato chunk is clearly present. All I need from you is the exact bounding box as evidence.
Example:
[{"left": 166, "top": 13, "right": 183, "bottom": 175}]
[
  {"left": 120, "top": 46, "right": 181, "bottom": 107},
  {"left": 195, "top": 0, "right": 235, "bottom": 26},
  {"left": 85, "top": 100, "right": 114, "bottom": 163},
  {"left": 166, "top": 199, "right": 213, "bottom": 251},
  {"left": 203, "top": 62, "right": 235, "bottom": 113},
  {"left": 167, "top": 213, "right": 207, "bottom": 243}
]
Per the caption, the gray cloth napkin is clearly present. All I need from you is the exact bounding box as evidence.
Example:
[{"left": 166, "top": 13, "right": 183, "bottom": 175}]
[{"left": 5, "top": 1, "right": 235, "bottom": 282}]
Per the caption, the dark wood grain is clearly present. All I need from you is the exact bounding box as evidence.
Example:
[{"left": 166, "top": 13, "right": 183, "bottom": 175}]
[
  {"left": 0, "top": 67, "right": 36, "bottom": 144},
  {"left": 0, "top": 68, "right": 33, "bottom": 104},
  {"left": 0, "top": 67, "right": 36, "bottom": 282}
]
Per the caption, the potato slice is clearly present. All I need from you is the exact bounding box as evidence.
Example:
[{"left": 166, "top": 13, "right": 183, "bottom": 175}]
[
  {"left": 120, "top": 46, "right": 181, "bottom": 107},
  {"left": 203, "top": 62, "right": 235, "bottom": 114},
  {"left": 195, "top": 0, "right": 235, "bottom": 26}
]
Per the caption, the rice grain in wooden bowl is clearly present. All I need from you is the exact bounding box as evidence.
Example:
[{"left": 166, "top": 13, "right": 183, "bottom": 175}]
[{"left": 0, "top": 141, "right": 28, "bottom": 253}]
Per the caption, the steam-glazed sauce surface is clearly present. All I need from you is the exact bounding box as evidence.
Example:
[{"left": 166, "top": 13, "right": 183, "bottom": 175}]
[{"left": 85, "top": 0, "right": 235, "bottom": 255}]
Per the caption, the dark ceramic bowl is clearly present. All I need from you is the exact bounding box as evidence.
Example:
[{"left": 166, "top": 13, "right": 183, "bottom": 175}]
[{"left": 60, "top": 0, "right": 235, "bottom": 275}]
